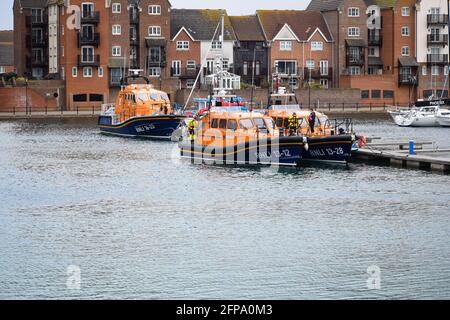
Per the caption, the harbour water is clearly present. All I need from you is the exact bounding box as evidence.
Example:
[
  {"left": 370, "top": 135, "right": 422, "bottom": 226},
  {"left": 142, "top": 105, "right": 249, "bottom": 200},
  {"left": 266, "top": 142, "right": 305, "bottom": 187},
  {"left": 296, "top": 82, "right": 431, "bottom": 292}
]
[{"left": 0, "top": 117, "right": 449, "bottom": 299}]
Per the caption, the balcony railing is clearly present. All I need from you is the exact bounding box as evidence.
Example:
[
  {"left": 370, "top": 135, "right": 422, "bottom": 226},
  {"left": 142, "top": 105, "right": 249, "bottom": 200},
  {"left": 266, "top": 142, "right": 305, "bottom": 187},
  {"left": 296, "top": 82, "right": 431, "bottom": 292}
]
[
  {"left": 234, "top": 67, "right": 268, "bottom": 78},
  {"left": 427, "top": 14, "right": 449, "bottom": 26},
  {"left": 78, "top": 55, "right": 101, "bottom": 68},
  {"left": 77, "top": 33, "right": 100, "bottom": 47},
  {"left": 130, "top": 36, "right": 139, "bottom": 46},
  {"left": 427, "top": 54, "right": 449, "bottom": 65},
  {"left": 26, "top": 15, "right": 48, "bottom": 26},
  {"left": 171, "top": 67, "right": 201, "bottom": 78},
  {"left": 147, "top": 57, "right": 167, "bottom": 68},
  {"left": 26, "top": 35, "right": 47, "bottom": 48},
  {"left": 427, "top": 34, "right": 449, "bottom": 46},
  {"left": 398, "top": 73, "right": 418, "bottom": 86},
  {"left": 303, "top": 68, "right": 333, "bottom": 79},
  {"left": 26, "top": 56, "right": 48, "bottom": 68},
  {"left": 368, "top": 33, "right": 382, "bottom": 46},
  {"left": 346, "top": 54, "right": 365, "bottom": 66},
  {"left": 81, "top": 11, "right": 100, "bottom": 24}
]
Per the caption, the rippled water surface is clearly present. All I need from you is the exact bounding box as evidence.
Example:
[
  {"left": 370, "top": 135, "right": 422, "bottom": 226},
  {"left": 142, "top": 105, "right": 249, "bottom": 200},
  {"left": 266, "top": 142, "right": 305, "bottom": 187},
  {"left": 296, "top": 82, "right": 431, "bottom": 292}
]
[{"left": 0, "top": 117, "right": 449, "bottom": 299}]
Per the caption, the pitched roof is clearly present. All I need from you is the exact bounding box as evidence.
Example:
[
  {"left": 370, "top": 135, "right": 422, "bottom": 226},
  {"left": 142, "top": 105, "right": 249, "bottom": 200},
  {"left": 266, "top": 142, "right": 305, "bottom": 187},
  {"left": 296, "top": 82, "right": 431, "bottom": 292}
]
[
  {"left": 256, "top": 10, "right": 332, "bottom": 42},
  {"left": 0, "top": 30, "right": 13, "bottom": 44},
  {"left": 0, "top": 44, "right": 14, "bottom": 66},
  {"left": 306, "top": 0, "right": 343, "bottom": 11},
  {"left": 229, "top": 15, "right": 265, "bottom": 42},
  {"left": 17, "top": 0, "right": 48, "bottom": 8},
  {"left": 171, "top": 9, "right": 235, "bottom": 41}
]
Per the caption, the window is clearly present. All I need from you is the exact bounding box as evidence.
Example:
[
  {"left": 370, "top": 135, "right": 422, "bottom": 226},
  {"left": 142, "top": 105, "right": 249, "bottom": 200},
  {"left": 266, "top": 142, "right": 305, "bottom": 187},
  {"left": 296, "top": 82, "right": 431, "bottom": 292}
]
[
  {"left": 81, "top": 3, "right": 94, "bottom": 18},
  {"left": 149, "top": 47, "right": 161, "bottom": 63},
  {"left": 112, "top": 46, "right": 121, "bottom": 57},
  {"left": 176, "top": 41, "right": 189, "bottom": 50},
  {"left": 320, "top": 60, "right": 329, "bottom": 75},
  {"left": 211, "top": 41, "right": 222, "bottom": 49},
  {"left": 445, "top": 66, "right": 449, "bottom": 76},
  {"left": 149, "top": 67, "right": 161, "bottom": 77},
  {"left": 306, "top": 60, "right": 315, "bottom": 70},
  {"left": 348, "top": 7, "right": 360, "bottom": 17},
  {"left": 172, "top": 60, "right": 181, "bottom": 76},
  {"left": 368, "top": 47, "right": 376, "bottom": 56},
  {"left": 148, "top": 26, "right": 161, "bottom": 36},
  {"left": 243, "top": 62, "right": 248, "bottom": 75},
  {"left": 275, "top": 61, "right": 297, "bottom": 75},
  {"left": 0, "top": 66, "right": 5, "bottom": 73},
  {"left": 222, "top": 59, "right": 229, "bottom": 71},
  {"left": 73, "top": 94, "right": 87, "bottom": 102},
  {"left": 110, "top": 68, "right": 122, "bottom": 85},
  {"left": 349, "top": 66, "right": 361, "bottom": 75},
  {"left": 187, "top": 60, "right": 196, "bottom": 69},
  {"left": 239, "top": 119, "right": 253, "bottom": 130},
  {"left": 288, "top": 78, "right": 298, "bottom": 89},
  {"left": 227, "top": 119, "right": 237, "bottom": 130},
  {"left": 90, "top": 94, "right": 103, "bottom": 102},
  {"left": 383, "top": 90, "right": 394, "bottom": 99},
  {"left": 112, "top": 25, "right": 121, "bottom": 35},
  {"left": 432, "top": 66, "right": 440, "bottom": 76},
  {"left": 148, "top": 5, "right": 161, "bottom": 15},
  {"left": 83, "top": 67, "right": 93, "bottom": 77},
  {"left": 72, "top": 67, "right": 77, "bottom": 77},
  {"left": 348, "top": 27, "right": 360, "bottom": 37},
  {"left": 311, "top": 41, "right": 323, "bottom": 51},
  {"left": 319, "top": 79, "right": 329, "bottom": 88},
  {"left": 186, "top": 79, "right": 195, "bottom": 88},
  {"left": 112, "top": 3, "right": 121, "bottom": 13},
  {"left": 371, "top": 90, "right": 381, "bottom": 99},
  {"left": 81, "top": 46, "right": 94, "bottom": 62},
  {"left": 401, "top": 26, "right": 410, "bottom": 37},
  {"left": 401, "top": 46, "right": 410, "bottom": 56},
  {"left": 211, "top": 119, "right": 219, "bottom": 128},
  {"left": 219, "top": 119, "right": 227, "bottom": 129},
  {"left": 31, "top": 8, "right": 43, "bottom": 23},
  {"left": 98, "top": 67, "right": 104, "bottom": 77},
  {"left": 422, "top": 66, "right": 427, "bottom": 76},
  {"left": 280, "top": 41, "right": 292, "bottom": 51},
  {"left": 361, "top": 90, "right": 369, "bottom": 99},
  {"left": 402, "top": 7, "right": 410, "bottom": 17}
]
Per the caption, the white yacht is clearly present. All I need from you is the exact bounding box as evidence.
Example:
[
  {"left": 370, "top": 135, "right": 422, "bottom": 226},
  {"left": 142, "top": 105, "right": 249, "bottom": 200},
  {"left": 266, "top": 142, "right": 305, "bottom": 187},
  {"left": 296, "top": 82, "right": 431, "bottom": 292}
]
[
  {"left": 436, "top": 108, "right": 450, "bottom": 127},
  {"left": 388, "top": 101, "right": 442, "bottom": 127}
]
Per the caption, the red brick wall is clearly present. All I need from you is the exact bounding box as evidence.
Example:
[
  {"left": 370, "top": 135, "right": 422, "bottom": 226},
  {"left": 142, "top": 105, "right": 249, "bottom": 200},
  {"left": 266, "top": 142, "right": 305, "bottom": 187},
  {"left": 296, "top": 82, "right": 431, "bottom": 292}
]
[{"left": 0, "top": 87, "right": 57, "bottom": 112}]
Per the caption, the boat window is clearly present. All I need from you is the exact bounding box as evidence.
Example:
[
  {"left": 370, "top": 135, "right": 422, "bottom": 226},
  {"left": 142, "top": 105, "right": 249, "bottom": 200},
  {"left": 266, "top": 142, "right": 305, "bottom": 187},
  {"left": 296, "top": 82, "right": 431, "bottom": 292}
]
[
  {"left": 150, "top": 93, "right": 159, "bottom": 100},
  {"left": 283, "top": 118, "right": 289, "bottom": 128},
  {"left": 130, "top": 94, "right": 136, "bottom": 103},
  {"left": 137, "top": 93, "right": 149, "bottom": 103},
  {"left": 219, "top": 119, "right": 227, "bottom": 129},
  {"left": 264, "top": 117, "right": 275, "bottom": 129},
  {"left": 276, "top": 117, "right": 283, "bottom": 127},
  {"left": 211, "top": 118, "right": 219, "bottom": 128},
  {"left": 239, "top": 119, "right": 254, "bottom": 130},
  {"left": 160, "top": 93, "right": 169, "bottom": 101},
  {"left": 227, "top": 119, "right": 237, "bottom": 130},
  {"left": 254, "top": 118, "right": 267, "bottom": 130}
]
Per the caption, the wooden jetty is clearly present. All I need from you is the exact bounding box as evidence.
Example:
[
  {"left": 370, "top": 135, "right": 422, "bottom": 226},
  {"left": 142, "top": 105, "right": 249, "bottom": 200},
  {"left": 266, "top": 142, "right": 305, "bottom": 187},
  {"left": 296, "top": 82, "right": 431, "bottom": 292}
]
[{"left": 352, "top": 140, "right": 450, "bottom": 174}]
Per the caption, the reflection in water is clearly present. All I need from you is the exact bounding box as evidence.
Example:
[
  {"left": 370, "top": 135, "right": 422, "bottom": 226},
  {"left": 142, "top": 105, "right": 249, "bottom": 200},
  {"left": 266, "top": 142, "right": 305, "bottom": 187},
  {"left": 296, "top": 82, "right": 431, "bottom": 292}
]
[{"left": 0, "top": 118, "right": 449, "bottom": 299}]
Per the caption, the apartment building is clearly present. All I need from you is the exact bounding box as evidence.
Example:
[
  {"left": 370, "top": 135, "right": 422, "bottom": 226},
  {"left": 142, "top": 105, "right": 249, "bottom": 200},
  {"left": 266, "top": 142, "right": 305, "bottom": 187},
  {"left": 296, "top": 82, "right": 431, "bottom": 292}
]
[
  {"left": 416, "top": 0, "right": 450, "bottom": 99},
  {"left": 256, "top": 10, "right": 334, "bottom": 90},
  {"left": 13, "top": 0, "right": 49, "bottom": 79},
  {"left": 229, "top": 15, "right": 269, "bottom": 87},
  {"left": 0, "top": 31, "right": 14, "bottom": 74}
]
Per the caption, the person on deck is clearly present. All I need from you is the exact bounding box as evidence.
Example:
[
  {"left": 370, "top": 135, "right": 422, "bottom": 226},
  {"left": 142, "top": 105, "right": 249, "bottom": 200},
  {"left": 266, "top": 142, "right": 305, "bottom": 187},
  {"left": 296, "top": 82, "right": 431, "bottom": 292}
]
[
  {"left": 288, "top": 113, "right": 299, "bottom": 136},
  {"left": 187, "top": 119, "right": 196, "bottom": 142},
  {"left": 308, "top": 109, "right": 320, "bottom": 134}
]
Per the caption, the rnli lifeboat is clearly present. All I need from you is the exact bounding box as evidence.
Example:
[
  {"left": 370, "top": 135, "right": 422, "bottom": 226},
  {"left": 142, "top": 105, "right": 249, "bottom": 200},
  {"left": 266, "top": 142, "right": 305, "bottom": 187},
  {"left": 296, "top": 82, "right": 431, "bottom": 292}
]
[
  {"left": 98, "top": 71, "right": 184, "bottom": 139},
  {"left": 266, "top": 88, "right": 357, "bottom": 164},
  {"left": 179, "top": 107, "right": 308, "bottom": 166}
]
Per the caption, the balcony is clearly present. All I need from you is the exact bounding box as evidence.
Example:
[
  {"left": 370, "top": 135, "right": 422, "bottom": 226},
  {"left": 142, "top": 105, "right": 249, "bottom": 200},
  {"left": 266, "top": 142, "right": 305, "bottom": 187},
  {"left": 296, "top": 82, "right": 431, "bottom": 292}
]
[
  {"left": 130, "top": 13, "right": 139, "bottom": 24},
  {"left": 147, "top": 54, "right": 167, "bottom": 68},
  {"left": 303, "top": 68, "right": 333, "bottom": 79},
  {"left": 110, "top": 76, "right": 122, "bottom": 87},
  {"left": 171, "top": 67, "right": 201, "bottom": 79},
  {"left": 77, "top": 33, "right": 100, "bottom": 47},
  {"left": 427, "top": 34, "right": 448, "bottom": 46},
  {"left": 368, "top": 32, "right": 382, "bottom": 46},
  {"left": 26, "top": 35, "right": 47, "bottom": 48},
  {"left": 78, "top": 55, "right": 101, "bottom": 68},
  {"left": 26, "top": 15, "right": 48, "bottom": 27},
  {"left": 26, "top": 56, "right": 48, "bottom": 68},
  {"left": 346, "top": 54, "right": 365, "bottom": 66},
  {"left": 427, "top": 14, "right": 449, "bottom": 26},
  {"left": 130, "top": 36, "right": 139, "bottom": 46},
  {"left": 398, "top": 72, "right": 418, "bottom": 86},
  {"left": 427, "top": 54, "right": 449, "bottom": 65},
  {"left": 81, "top": 11, "right": 100, "bottom": 24},
  {"left": 235, "top": 67, "right": 268, "bottom": 78}
]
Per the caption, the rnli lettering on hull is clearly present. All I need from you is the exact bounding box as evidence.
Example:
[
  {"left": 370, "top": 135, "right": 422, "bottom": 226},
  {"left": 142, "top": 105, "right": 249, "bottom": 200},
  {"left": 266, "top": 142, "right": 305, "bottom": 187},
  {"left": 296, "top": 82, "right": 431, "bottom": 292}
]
[
  {"left": 256, "top": 149, "right": 292, "bottom": 159},
  {"left": 135, "top": 124, "right": 156, "bottom": 133},
  {"left": 309, "top": 147, "right": 345, "bottom": 157}
]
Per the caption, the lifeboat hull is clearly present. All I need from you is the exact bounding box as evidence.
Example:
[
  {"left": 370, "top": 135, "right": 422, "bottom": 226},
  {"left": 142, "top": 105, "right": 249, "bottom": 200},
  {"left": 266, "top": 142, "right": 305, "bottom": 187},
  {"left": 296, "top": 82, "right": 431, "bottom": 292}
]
[
  {"left": 301, "top": 135, "right": 355, "bottom": 164},
  {"left": 98, "top": 115, "right": 185, "bottom": 140},
  {"left": 179, "top": 135, "right": 355, "bottom": 166}
]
